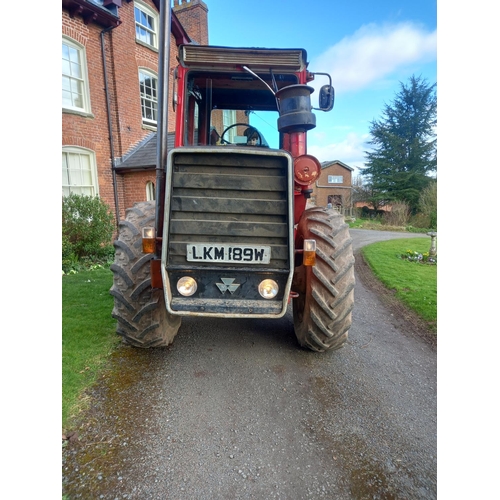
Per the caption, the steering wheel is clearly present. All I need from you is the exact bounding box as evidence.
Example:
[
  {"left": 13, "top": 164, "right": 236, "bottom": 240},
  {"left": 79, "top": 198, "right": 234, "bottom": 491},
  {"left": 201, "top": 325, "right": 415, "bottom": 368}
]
[{"left": 220, "top": 123, "right": 262, "bottom": 146}]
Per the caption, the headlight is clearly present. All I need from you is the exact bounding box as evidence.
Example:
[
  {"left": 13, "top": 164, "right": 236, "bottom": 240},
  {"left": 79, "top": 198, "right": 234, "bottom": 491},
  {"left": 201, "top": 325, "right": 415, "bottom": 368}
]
[
  {"left": 258, "top": 279, "right": 279, "bottom": 299},
  {"left": 177, "top": 276, "right": 197, "bottom": 296}
]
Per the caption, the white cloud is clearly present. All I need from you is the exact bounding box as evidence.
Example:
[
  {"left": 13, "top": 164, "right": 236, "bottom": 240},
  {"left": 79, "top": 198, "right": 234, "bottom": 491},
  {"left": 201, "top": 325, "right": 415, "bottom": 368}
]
[
  {"left": 308, "top": 132, "right": 371, "bottom": 172},
  {"left": 311, "top": 22, "right": 436, "bottom": 94}
]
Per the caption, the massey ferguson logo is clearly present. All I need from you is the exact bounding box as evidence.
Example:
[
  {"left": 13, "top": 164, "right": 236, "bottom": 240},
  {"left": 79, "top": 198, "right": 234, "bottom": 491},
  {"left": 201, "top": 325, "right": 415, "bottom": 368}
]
[{"left": 216, "top": 278, "right": 240, "bottom": 295}]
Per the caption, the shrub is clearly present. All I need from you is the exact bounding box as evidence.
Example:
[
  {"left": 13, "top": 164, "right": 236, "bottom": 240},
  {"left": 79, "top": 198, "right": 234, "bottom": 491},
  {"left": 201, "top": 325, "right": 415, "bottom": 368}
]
[
  {"left": 409, "top": 212, "right": 431, "bottom": 229},
  {"left": 383, "top": 201, "right": 410, "bottom": 227},
  {"left": 418, "top": 181, "right": 437, "bottom": 230},
  {"left": 62, "top": 194, "right": 115, "bottom": 262},
  {"left": 62, "top": 234, "right": 80, "bottom": 273},
  {"left": 360, "top": 206, "right": 386, "bottom": 219}
]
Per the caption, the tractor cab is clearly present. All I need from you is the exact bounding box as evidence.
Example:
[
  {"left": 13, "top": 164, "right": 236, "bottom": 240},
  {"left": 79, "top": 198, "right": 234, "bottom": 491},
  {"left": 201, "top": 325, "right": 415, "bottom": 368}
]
[{"left": 174, "top": 45, "right": 316, "bottom": 151}]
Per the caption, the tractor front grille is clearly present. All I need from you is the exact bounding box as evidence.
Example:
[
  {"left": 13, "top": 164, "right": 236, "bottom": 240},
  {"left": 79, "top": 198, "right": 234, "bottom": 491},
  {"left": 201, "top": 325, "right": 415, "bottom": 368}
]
[{"left": 165, "top": 148, "right": 293, "bottom": 270}]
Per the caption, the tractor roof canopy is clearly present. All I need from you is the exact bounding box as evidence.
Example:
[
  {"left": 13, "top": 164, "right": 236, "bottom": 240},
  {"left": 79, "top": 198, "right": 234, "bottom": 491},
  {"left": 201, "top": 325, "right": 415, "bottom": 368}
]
[{"left": 179, "top": 45, "right": 308, "bottom": 72}]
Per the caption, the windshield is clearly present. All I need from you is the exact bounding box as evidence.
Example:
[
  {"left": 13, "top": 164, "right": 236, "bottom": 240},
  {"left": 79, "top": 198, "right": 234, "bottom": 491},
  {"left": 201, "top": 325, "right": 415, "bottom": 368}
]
[{"left": 184, "top": 70, "right": 298, "bottom": 148}]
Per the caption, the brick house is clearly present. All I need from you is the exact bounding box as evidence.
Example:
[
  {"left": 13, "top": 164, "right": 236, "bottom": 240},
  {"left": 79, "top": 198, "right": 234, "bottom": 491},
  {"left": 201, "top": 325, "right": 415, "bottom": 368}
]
[
  {"left": 62, "top": 0, "right": 208, "bottom": 224},
  {"left": 312, "top": 160, "right": 354, "bottom": 211}
]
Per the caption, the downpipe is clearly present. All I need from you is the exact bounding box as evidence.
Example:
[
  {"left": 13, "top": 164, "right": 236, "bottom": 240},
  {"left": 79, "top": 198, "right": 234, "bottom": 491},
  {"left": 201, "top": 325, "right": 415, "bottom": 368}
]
[{"left": 100, "top": 24, "right": 120, "bottom": 227}]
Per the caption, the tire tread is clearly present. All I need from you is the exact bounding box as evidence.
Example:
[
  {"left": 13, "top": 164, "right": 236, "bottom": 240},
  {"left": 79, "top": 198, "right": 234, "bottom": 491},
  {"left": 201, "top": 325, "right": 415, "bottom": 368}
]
[
  {"left": 109, "top": 201, "right": 181, "bottom": 348},
  {"left": 293, "top": 207, "right": 355, "bottom": 352}
]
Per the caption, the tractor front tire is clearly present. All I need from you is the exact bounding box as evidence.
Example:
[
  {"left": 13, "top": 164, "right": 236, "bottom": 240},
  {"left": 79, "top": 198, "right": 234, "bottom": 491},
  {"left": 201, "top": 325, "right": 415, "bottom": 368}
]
[
  {"left": 110, "top": 202, "right": 181, "bottom": 347},
  {"left": 293, "top": 207, "right": 355, "bottom": 352}
]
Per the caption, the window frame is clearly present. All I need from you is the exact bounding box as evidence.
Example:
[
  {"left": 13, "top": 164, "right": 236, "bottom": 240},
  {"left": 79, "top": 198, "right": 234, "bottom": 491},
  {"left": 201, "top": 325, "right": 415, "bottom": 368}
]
[
  {"left": 62, "top": 146, "right": 99, "bottom": 197},
  {"left": 62, "top": 37, "right": 91, "bottom": 114},
  {"left": 134, "top": 1, "right": 159, "bottom": 50},
  {"left": 146, "top": 181, "right": 155, "bottom": 201},
  {"left": 139, "top": 68, "right": 159, "bottom": 126},
  {"left": 328, "top": 175, "right": 344, "bottom": 184}
]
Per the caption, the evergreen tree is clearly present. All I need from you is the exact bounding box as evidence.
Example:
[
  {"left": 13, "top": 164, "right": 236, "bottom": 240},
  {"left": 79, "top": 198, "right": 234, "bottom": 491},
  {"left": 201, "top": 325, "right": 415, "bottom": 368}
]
[{"left": 361, "top": 75, "right": 437, "bottom": 212}]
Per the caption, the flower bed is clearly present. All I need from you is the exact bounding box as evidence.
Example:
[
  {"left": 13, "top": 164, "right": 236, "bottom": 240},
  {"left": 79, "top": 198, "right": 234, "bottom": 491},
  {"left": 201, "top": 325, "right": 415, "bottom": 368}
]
[{"left": 400, "top": 249, "right": 436, "bottom": 265}]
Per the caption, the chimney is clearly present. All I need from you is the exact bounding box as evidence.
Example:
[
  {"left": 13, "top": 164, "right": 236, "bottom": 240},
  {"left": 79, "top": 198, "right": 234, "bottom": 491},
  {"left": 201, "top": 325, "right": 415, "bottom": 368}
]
[{"left": 173, "top": 0, "right": 209, "bottom": 45}]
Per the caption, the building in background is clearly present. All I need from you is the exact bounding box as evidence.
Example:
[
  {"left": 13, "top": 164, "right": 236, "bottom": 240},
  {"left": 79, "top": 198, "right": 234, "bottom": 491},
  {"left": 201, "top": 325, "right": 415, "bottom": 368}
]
[
  {"left": 312, "top": 160, "right": 354, "bottom": 214},
  {"left": 62, "top": 0, "right": 208, "bottom": 223}
]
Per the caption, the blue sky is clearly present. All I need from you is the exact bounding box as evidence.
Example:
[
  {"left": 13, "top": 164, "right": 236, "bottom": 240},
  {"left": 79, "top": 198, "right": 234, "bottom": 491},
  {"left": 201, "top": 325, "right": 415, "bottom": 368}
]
[{"left": 203, "top": 0, "right": 437, "bottom": 174}]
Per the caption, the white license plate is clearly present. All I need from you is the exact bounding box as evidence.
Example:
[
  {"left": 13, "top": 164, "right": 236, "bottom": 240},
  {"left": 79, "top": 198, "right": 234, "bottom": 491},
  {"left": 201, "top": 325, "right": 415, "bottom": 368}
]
[{"left": 186, "top": 243, "right": 271, "bottom": 264}]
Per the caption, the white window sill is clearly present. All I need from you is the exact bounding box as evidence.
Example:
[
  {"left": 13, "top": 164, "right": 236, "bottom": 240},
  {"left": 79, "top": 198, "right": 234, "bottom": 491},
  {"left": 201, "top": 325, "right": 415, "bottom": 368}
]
[
  {"left": 135, "top": 39, "right": 159, "bottom": 53},
  {"left": 142, "top": 123, "right": 157, "bottom": 132},
  {"left": 63, "top": 108, "right": 95, "bottom": 119}
]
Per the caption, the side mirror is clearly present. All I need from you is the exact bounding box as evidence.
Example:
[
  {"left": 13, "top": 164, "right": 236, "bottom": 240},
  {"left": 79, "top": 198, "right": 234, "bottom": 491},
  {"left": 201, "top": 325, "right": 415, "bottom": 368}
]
[
  {"left": 310, "top": 72, "right": 335, "bottom": 112},
  {"left": 319, "top": 85, "right": 334, "bottom": 111}
]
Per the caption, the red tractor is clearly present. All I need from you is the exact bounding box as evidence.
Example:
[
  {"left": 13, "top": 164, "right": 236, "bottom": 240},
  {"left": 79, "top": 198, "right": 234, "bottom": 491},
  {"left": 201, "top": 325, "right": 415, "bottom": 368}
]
[{"left": 110, "top": 9, "right": 355, "bottom": 352}]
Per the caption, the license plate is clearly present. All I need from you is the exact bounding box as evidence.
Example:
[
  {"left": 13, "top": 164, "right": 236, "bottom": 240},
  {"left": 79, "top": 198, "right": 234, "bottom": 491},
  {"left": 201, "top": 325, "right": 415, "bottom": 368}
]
[{"left": 186, "top": 243, "right": 271, "bottom": 264}]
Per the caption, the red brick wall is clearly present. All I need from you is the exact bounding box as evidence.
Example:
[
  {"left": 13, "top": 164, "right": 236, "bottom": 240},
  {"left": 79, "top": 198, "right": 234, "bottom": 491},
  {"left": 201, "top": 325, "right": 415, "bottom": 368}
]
[
  {"left": 62, "top": 0, "right": 209, "bottom": 222},
  {"left": 173, "top": 0, "right": 209, "bottom": 45},
  {"left": 313, "top": 163, "right": 353, "bottom": 208},
  {"left": 62, "top": 12, "right": 116, "bottom": 209},
  {"left": 122, "top": 171, "right": 158, "bottom": 210}
]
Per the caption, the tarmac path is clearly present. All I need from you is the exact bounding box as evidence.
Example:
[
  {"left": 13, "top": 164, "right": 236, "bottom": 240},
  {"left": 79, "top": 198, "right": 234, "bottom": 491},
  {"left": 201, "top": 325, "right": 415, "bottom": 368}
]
[{"left": 62, "top": 229, "right": 436, "bottom": 499}]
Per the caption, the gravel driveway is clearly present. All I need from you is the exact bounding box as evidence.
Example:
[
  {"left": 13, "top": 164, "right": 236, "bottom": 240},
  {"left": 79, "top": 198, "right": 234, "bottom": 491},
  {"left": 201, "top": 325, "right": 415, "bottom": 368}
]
[{"left": 63, "top": 229, "right": 436, "bottom": 499}]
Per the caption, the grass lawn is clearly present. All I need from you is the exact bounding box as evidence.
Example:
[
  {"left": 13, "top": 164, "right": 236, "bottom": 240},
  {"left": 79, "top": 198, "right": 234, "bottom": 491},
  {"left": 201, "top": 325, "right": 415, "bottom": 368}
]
[
  {"left": 348, "top": 218, "right": 383, "bottom": 229},
  {"left": 361, "top": 238, "right": 437, "bottom": 332},
  {"left": 62, "top": 267, "right": 120, "bottom": 428}
]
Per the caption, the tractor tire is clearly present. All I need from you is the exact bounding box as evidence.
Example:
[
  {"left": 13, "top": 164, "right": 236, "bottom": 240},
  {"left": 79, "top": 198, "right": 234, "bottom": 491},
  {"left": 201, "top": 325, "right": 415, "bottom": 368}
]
[
  {"left": 293, "top": 207, "right": 355, "bottom": 352},
  {"left": 109, "top": 201, "right": 181, "bottom": 347}
]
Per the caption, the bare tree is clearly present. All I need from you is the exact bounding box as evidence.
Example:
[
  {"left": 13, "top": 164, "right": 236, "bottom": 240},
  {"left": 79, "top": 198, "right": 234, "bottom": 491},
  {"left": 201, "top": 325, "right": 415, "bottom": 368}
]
[{"left": 352, "top": 175, "right": 389, "bottom": 210}]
